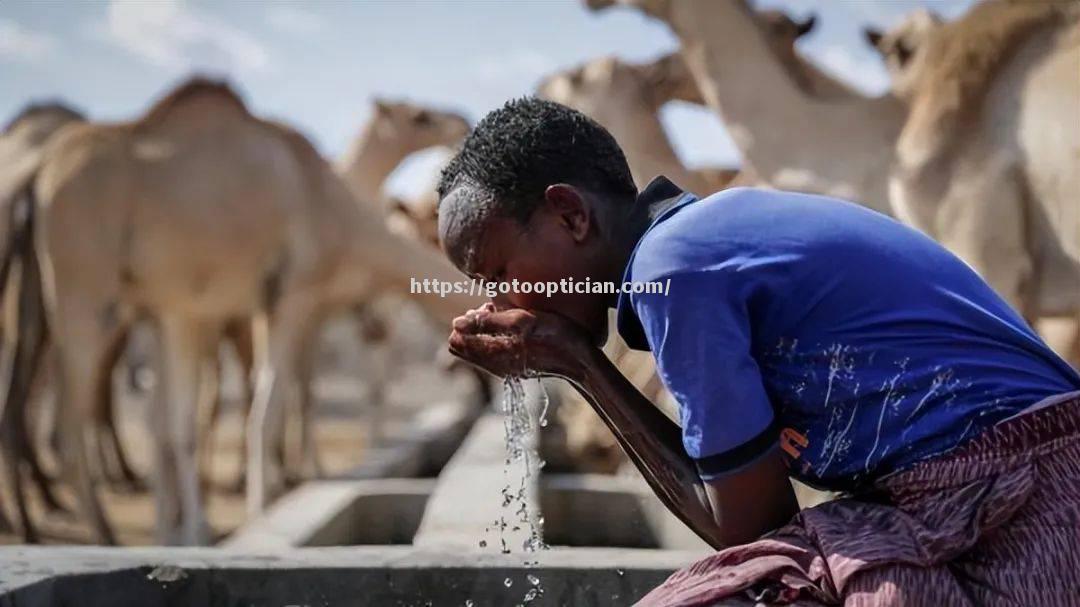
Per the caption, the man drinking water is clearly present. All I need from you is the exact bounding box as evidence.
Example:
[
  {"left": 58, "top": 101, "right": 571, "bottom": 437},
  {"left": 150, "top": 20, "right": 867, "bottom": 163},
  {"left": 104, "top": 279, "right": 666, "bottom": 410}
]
[{"left": 437, "top": 98, "right": 1080, "bottom": 606}]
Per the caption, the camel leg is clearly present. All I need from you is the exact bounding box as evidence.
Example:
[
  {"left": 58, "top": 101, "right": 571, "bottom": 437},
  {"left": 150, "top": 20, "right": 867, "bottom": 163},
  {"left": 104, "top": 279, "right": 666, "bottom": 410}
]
[
  {"left": 218, "top": 319, "right": 255, "bottom": 494},
  {"left": 297, "top": 328, "right": 324, "bottom": 480},
  {"left": 0, "top": 322, "right": 42, "bottom": 542},
  {"left": 51, "top": 306, "right": 123, "bottom": 545},
  {"left": 23, "top": 340, "right": 65, "bottom": 513},
  {"left": 0, "top": 244, "right": 63, "bottom": 542},
  {"left": 96, "top": 331, "right": 143, "bottom": 492},
  {"left": 355, "top": 304, "right": 390, "bottom": 449},
  {"left": 247, "top": 296, "right": 320, "bottom": 515},
  {"left": 198, "top": 356, "right": 223, "bottom": 494},
  {"left": 0, "top": 257, "right": 39, "bottom": 541},
  {"left": 0, "top": 500, "right": 12, "bottom": 534},
  {"left": 155, "top": 315, "right": 217, "bottom": 546}
]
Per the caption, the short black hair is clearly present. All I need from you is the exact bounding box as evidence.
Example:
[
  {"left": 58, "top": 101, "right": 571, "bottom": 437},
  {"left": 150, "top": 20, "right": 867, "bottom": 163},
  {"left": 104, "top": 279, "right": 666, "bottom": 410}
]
[{"left": 437, "top": 97, "right": 637, "bottom": 222}]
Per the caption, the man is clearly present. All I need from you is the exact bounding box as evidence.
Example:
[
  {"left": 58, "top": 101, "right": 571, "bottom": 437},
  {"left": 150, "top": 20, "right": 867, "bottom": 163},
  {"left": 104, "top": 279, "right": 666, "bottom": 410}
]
[{"left": 438, "top": 98, "right": 1080, "bottom": 606}]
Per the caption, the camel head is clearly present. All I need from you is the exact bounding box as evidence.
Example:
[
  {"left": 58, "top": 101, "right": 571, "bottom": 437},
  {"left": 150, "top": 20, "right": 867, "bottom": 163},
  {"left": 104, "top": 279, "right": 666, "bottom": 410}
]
[
  {"left": 369, "top": 99, "right": 470, "bottom": 151},
  {"left": 537, "top": 55, "right": 664, "bottom": 122},
  {"left": 637, "top": 52, "right": 703, "bottom": 105},
  {"left": 385, "top": 193, "right": 440, "bottom": 247},
  {"left": 760, "top": 10, "right": 818, "bottom": 45},
  {"left": 864, "top": 9, "right": 944, "bottom": 101}
]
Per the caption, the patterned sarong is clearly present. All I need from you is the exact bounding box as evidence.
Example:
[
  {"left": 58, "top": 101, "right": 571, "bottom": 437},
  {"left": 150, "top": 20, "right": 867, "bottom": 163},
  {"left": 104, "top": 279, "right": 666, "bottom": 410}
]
[{"left": 637, "top": 392, "right": 1080, "bottom": 606}]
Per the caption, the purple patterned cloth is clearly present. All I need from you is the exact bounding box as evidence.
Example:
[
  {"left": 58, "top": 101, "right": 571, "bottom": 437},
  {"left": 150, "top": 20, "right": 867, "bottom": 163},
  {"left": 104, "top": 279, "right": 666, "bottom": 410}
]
[{"left": 637, "top": 393, "right": 1080, "bottom": 606}]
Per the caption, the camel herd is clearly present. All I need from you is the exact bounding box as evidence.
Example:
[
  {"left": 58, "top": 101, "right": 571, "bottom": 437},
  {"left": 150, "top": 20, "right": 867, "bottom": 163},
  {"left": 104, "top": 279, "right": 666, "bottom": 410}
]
[
  {"left": 0, "top": 0, "right": 1077, "bottom": 546},
  {"left": 0, "top": 85, "right": 484, "bottom": 544}
]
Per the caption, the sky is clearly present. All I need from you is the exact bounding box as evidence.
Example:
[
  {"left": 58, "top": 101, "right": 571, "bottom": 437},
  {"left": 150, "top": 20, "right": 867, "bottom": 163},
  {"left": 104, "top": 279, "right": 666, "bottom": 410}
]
[{"left": 0, "top": 0, "right": 976, "bottom": 200}]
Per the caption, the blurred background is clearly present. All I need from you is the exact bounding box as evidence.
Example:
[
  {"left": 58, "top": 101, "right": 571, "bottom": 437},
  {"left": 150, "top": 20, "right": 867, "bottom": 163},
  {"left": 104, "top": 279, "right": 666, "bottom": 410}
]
[
  {"left": 2, "top": 0, "right": 975, "bottom": 201},
  {"left": 0, "top": 0, "right": 1074, "bottom": 553}
]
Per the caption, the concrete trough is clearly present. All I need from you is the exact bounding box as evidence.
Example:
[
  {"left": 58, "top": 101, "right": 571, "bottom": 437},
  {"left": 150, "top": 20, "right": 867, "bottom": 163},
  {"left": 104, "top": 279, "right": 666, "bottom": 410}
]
[
  {"left": 226, "top": 479, "right": 435, "bottom": 550},
  {"left": 334, "top": 398, "right": 481, "bottom": 481},
  {"left": 0, "top": 546, "right": 700, "bottom": 606}
]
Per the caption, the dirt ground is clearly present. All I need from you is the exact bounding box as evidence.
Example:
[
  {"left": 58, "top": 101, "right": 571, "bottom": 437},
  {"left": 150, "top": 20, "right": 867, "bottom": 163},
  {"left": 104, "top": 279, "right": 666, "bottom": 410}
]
[{"left": 0, "top": 307, "right": 479, "bottom": 546}]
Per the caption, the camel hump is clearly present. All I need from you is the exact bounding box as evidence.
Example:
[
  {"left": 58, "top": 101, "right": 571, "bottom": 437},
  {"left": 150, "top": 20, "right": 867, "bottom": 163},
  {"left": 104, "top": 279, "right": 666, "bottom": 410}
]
[
  {"left": 2, "top": 102, "right": 84, "bottom": 135},
  {"left": 138, "top": 76, "right": 250, "bottom": 129}
]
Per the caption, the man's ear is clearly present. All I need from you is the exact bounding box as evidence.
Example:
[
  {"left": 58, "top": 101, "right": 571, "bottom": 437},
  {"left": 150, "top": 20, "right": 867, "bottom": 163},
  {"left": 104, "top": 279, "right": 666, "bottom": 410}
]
[{"left": 544, "top": 184, "right": 591, "bottom": 243}]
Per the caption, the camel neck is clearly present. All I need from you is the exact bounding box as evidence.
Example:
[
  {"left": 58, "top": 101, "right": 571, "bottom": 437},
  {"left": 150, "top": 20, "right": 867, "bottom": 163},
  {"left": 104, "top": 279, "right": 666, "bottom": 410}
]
[
  {"left": 336, "top": 121, "right": 413, "bottom": 207},
  {"left": 668, "top": 0, "right": 905, "bottom": 212},
  {"left": 599, "top": 101, "right": 708, "bottom": 194}
]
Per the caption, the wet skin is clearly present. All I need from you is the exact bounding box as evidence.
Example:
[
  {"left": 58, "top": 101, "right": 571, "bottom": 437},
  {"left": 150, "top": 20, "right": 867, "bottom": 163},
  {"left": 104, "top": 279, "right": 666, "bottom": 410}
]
[{"left": 440, "top": 183, "right": 798, "bottom": 548}]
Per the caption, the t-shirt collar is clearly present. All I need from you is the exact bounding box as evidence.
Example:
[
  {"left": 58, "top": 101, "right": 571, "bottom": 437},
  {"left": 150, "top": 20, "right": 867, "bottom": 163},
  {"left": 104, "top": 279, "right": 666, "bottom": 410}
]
[{"left": 615, "top": 176, "right": 697, "bottom": 351}]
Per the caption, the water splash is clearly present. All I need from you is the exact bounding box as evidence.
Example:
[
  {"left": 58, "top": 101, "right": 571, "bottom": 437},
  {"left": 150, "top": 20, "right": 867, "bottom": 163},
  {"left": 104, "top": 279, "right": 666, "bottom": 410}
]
[{"left": 494, "top": 376, "right": 549, "bottom": 604}]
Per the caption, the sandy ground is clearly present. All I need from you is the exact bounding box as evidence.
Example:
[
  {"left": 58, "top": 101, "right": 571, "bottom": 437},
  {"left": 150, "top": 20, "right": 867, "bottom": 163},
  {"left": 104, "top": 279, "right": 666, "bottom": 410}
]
[{"left": 0, "top": 306, "right": 479, "bottom": 546}]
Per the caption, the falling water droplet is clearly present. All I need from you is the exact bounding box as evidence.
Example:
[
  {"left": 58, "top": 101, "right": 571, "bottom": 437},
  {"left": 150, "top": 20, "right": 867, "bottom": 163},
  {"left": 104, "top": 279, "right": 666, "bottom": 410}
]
[
  {"left": 504, "top": 577, "right": 514, "bottom": 588},
  {"left": 527, "top": 574, "right": 540, "bottom": 586},
  {"left": 478, "top": 540, "right": 487, "bottom": 548}
]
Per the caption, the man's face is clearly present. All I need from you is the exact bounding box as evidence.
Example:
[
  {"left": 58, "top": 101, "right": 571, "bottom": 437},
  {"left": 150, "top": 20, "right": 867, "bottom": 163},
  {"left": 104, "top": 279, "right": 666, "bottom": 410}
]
[{"left": 440, "top": 185, "right": 615, "bottom": 345}]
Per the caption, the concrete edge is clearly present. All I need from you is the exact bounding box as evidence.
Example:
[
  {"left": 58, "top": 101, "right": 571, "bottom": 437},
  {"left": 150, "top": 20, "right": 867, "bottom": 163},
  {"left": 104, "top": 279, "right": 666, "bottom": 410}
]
[{"left": 0, "top": 546, "right": 704, "bottom": 594}]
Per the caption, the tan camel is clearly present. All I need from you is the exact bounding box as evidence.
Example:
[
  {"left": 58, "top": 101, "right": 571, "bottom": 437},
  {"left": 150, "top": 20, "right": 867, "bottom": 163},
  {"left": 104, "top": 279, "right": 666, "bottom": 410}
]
[
  {"left": 0, "top": 103, "right": 84, "bottom": 541},
  {"left": 866, "top": 2, "right": 1080, "bottom": 363},
  {"left": 15, "top": 79, "right": 480, "bottom": 544},
  {"left": 199, "top": 100, "right": 472, "bottom": 488},
  {"left": 586, "top": 0, "right": 905, "bottom": 216}
]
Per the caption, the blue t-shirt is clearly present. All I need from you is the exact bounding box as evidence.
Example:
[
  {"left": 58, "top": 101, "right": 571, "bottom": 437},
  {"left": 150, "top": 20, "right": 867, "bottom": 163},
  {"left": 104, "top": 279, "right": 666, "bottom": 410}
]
[{"left": 617, "top": 180, "right": 1080, "bottom": 491}]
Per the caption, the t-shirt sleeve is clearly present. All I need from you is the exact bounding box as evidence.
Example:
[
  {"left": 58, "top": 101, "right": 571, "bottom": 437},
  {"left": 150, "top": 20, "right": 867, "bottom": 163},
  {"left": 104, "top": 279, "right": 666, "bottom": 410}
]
[{"left": 632, "top": 270, "right": 779, "bottom": 479}]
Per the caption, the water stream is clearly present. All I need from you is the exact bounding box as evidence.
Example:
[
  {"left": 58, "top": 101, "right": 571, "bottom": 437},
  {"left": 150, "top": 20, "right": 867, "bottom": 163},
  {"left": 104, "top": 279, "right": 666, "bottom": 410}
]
[{"left": 490, "top": 375, "right": 550, "bottom": 605}]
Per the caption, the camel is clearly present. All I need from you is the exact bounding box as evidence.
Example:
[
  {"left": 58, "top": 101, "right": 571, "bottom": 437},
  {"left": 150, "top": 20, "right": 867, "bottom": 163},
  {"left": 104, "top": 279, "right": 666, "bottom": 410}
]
[
  {"left": 200, "top": 99, "right": 472, "bottom": 489},
  {"left": 586, "top": 0, "right": 905, "bottom": 217},
  {"left": 7, "top": 79, "right": 481, "bottom": 544},
  {"left": 865, "top": 1, "right": 1080, "bottom": 362},
  {"left": 0, "top": 103, "right": 85, "bottom": 540}
]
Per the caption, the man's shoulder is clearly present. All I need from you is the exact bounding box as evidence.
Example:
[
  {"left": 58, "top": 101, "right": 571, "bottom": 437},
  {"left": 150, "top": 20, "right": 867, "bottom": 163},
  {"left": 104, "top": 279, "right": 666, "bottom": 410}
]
[{"left": 630, "top": 187, "right": 766, "bottom": 281}]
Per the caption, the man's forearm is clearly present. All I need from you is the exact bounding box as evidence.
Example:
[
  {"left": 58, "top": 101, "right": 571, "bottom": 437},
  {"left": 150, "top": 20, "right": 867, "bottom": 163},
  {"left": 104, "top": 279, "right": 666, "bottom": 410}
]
[{"left": 565, "top": 348, "right": 727, "bottom": 549}]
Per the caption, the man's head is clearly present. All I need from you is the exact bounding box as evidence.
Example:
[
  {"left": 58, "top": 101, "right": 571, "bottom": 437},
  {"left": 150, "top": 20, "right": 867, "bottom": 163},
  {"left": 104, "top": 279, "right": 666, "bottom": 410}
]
[{"left": 437, "top": 98, "right": 640, "bottom": 343}]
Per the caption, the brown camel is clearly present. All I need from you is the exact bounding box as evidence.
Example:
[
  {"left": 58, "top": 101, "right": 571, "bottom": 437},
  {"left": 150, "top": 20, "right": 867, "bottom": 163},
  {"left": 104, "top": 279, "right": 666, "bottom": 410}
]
[{"left": 9, "top": 79, "right": 480, "bottom": 544}]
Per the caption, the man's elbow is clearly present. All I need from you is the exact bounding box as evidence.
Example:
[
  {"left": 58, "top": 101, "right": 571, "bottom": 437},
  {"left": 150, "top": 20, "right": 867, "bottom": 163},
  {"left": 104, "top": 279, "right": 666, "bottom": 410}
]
[{"left": 712, "top": 512, "right": 776, "bottom": 547}]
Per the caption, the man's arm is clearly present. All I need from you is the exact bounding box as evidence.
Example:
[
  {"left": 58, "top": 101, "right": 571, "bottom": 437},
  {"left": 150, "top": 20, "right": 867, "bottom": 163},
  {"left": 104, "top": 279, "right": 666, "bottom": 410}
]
[{"left": 569, "top": 346, "right": 798, "bottom": 549}]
